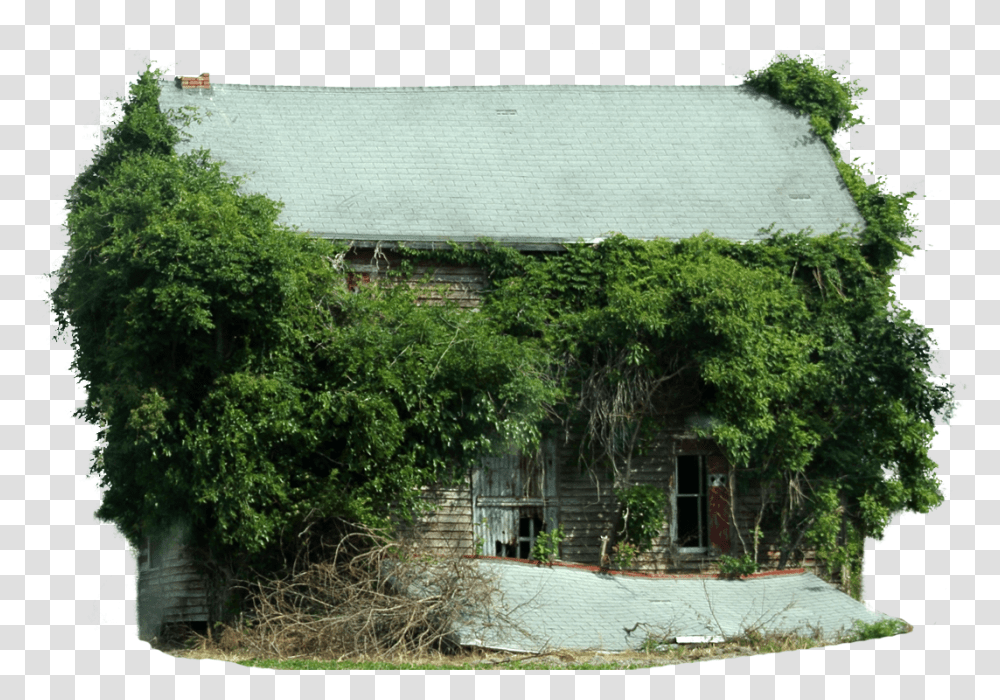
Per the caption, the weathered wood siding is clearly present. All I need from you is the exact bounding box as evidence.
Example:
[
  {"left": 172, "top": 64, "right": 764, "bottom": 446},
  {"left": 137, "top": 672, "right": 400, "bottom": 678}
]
[
  {"left": 394, "top": 475, "right": 476, "bottom": 558},
  {"left": 136, "top": 523, "right": 208, "bottom": 641},
  {"left": 343, "top": 249, "right": 487, "bottom": 308},
  {"left": 403, "top": 428, "right": 783, "bottom": 574},
  {"left": 550, "top": 433, "right": 618, "bottom": 566},
  {"left": 344, "top": 415, "right": 822, "bottom": 577},
  {"left": 728, "top": 476, "right": 820, "bottom": 571},
  {"left": 484, "top": 428, "right": 711, "bottom": 573}
]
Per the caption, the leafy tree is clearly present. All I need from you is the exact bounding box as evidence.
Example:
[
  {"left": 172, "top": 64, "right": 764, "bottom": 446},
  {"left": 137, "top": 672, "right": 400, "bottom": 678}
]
[
  {"left": 51, "top": 54, "right": 953, "bottom": 617},
  {"left": 404, "top": 55, "right": 954, "bottom": 596},
  {"left": 49, "top": 67, "right": 558, "bottom": 618}
]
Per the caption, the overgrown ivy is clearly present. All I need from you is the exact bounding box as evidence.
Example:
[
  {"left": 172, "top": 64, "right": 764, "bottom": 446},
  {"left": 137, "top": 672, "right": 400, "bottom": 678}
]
[
  {"left": 49, "top": 66, "right": 560, "bottom": 621},
  {"left": 397, "top": 54, "right": 954, "bottom": 596},
  {"left": 51, "top": 56, "right": 952, "bottom": 614},
  {"left": 744, "top": 53, "right": 921, "bottom": 282}
]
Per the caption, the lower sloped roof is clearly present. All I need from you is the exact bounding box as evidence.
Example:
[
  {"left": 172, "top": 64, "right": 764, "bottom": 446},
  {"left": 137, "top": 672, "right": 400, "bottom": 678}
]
[
  {"left": 158, "top": 80, "right": 865, "bottom": 247},
  {"left": 432, "top": 559, "right": 894, "bottom": 653}
]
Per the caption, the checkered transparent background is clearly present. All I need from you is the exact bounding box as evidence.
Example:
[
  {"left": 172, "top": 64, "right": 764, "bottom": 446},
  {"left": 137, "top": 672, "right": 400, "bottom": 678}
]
[{"left": 1, "top": 1, "right": 995, "bottom": 697}]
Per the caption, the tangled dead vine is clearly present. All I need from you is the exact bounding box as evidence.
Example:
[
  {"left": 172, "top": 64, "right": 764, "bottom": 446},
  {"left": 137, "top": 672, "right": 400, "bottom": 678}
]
[
  {"left": 208, "top": 522, "right": 506, "bottom": 662},
  {"left": 574, "top": 343, "right": 696, "bottom": 492}
]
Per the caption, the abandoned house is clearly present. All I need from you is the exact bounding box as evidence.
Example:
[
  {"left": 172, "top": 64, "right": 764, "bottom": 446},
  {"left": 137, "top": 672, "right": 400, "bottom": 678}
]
[{"left": 134, "top": 73, "right": 866, "bottom": 639}]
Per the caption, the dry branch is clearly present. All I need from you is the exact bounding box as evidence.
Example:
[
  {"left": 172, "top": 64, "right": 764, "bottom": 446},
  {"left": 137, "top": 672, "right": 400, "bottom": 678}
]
[{"left": 217, "top": 522, "right": 506, "bottom": 662}]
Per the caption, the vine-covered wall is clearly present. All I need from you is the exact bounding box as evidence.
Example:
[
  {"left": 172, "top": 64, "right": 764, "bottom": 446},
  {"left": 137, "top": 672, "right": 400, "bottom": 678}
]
[
  {"left": 53, "top": 55, "right": 952, "bottom": 641},
  {"left": 372, "top": 54, "right": 953, "bottom": 599}
]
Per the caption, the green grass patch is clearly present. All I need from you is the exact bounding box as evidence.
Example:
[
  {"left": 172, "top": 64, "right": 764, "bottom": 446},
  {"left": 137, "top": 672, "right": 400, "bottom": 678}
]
[{"left": 176, "top": 616, "right": 912, "bottom": 671}]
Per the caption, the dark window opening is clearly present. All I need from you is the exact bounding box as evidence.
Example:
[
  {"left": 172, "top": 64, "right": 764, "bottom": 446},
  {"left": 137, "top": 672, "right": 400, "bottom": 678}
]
[
  {"left": 494, "top": 515, "right": 545, "bottom": 559},
  {"left": 518, "top": 515, "right": 544, "bottom": 560},
  {"left": 676, "top": 455, "right": 708, "bottom": 549},
  {"left": 148, "top": 536, "right": 163, "bottom": 569}
]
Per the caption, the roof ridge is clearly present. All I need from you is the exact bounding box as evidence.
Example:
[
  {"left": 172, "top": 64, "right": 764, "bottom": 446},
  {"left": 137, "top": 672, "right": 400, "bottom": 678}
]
[{"left": 158, "top": 79, "right": 747, "bottom": 92}]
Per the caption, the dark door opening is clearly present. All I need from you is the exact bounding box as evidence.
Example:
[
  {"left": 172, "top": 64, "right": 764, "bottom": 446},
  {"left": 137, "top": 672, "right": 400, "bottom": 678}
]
[{"left": 676, "top": 455, "right": 708, "bottom": 549}]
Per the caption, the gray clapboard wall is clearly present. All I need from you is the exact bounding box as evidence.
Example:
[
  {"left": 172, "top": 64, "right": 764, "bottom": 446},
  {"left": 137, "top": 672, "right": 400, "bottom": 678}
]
[{"left": 136, "top": 522, "right": 208, "bottom": 640}]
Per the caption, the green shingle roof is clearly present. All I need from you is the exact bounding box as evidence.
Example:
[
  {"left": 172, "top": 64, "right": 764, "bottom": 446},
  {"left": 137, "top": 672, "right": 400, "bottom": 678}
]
[{"left": 157, "top": 80, "right": 864, "bottom": 248}]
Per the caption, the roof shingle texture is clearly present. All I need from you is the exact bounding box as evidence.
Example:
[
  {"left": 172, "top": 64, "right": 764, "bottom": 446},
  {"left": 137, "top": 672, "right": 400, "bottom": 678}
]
[
  {"left": 443, "top": 561, "right": 894, "bottom": 654},
  {"left": 157, "top": 81, "right": 865, "bottom": 246}
]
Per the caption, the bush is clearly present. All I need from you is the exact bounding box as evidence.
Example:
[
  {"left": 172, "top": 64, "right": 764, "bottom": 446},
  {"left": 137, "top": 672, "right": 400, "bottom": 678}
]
[
  {"left": 611, "top": 541, "right": 639, "bottom": 570},
  {"left": 717, "top": 552, "right": 758, "bottom": 578},
  {"left": 529, "top": 523, "right": 565, "bottom": 565},
  {"left": 614, "top": 484, "right": 667, "bottom": 554}
]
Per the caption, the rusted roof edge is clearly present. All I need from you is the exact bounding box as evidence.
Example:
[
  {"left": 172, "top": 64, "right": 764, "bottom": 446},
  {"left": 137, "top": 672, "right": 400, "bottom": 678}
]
[{"left": 462, "top": 556, "right": 808, "bottom": 580}]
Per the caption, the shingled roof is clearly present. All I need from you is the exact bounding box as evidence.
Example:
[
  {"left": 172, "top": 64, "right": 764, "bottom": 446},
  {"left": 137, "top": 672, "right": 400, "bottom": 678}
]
[{"left": 157, "top": 77, "right": 865, "bottom": 249}]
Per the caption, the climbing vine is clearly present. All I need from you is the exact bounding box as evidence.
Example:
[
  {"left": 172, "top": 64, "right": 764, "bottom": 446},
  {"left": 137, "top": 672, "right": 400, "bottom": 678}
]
[
  {"left": 49, "top": 66, "right": 561, "bottom": 622},
  {"left": 396, "top": 54, "right": 954, "bottom": 596},
  {"left": 744, "top": 53, "right": 921, "bottom": 282},
  {"left": 614, "top": 484, "right": 668, "bottom": 566},
  {"left": 52, "top": 56, "right": 953, "bottom": 612}
]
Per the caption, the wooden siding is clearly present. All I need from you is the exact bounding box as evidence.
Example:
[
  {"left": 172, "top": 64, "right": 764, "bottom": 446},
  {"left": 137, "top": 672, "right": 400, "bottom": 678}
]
[
  {"left": 343, "top": 249, "right": 487, "bottom": 308},
  {"left": 554, "top": 430, "right": 727, "bottom": 573},
  {"left": 551, "top": 434, "right": 619, "bottom": 567},
  {"left": 406, "top": 426, "right": 824, "bottom": 577},
  {"left": 403, "top": 429, "right": 791, "bottom": 574},
  {"left": 398, "top": 425, "right": 742, "bottom": 574},
  {"left": 136, "top": 523, "right": 208, "bottom": 641},
  {"left": 728, "top": 476, "right": 821, "bottom": 571},
  {"left": 393, "top": 475, "right": 476, "bottom": 559}
]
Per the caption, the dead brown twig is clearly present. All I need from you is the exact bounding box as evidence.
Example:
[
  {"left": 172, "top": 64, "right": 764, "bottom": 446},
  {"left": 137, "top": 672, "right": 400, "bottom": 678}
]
[{"left": 198, "top": 521, "right": 507, "bottom": 662}]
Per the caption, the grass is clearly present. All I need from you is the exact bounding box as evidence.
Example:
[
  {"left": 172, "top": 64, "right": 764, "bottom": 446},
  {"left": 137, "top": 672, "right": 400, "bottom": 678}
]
[{"left": 157, "top": 616, "right": 912, "bottom": 671}]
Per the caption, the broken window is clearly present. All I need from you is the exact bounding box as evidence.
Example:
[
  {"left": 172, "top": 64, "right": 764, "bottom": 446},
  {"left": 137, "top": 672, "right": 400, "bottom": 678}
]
[
  {"left": 494, "top": 515, "right": 545, "bottom": 559},
  {"left": 474, "top": 440, "right": 559, "bottom": 559},
  {"left": 675, "top": 455, "right": 709, "bottom": 551}
]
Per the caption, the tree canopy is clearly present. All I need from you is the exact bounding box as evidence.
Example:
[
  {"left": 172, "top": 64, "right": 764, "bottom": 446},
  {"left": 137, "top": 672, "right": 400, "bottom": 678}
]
[
  {"left": 50, "top": 56, "right": 953, "bottom": 607},
  {"left": 395, "top": 54, "right": 953, "bottom": 594},
  {"left": 50, "top": 67, "right": 558, "bottom": 586}
]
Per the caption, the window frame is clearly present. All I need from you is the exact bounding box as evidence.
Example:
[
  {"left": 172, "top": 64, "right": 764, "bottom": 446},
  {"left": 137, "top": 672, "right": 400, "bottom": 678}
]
[{"left": 674, "top": 454, "right": 710, "bottom": 553}]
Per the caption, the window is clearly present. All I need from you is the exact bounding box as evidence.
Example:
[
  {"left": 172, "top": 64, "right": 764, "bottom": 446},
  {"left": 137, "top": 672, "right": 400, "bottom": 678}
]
[
  {"left": 517, "top": 515, "right": 544, "bottom": 560},
  {"left": 495, "top": 515, "right": 544, "bottom": 559},
  {"left": 147, "top": 536, "right": 163, "bottom": 570},
  {"left": 675, "top": 455, "right": 709, "bottom": 551}
]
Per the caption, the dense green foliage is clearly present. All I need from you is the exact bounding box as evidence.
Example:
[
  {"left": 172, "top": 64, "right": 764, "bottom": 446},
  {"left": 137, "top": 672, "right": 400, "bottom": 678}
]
[
  {"left": 415, "top": 227, "right": 951, "bottom": 587},
  {"left": 614, "top": 484, "right": 668, "bottom": 555},
  {"left": 528, "top": 523, "right": 565, "bottom": 565},
  {"left": 741, "top": 53, "right": 946, "bottom": 588},
  {"left": 400, "top": 54, "right": 954, "bottom": 590},
  {"left": 50, "top": 68, "right": 557, "bottom": 593},
  {"left": 716, "top": 552, "right": 759, "bottom": 578},
  {"left": 51, "top": 55, "right": 952, "bottom": 612},
  {"left": 744, "top": 53, "right": 921, "bottom": 282}
]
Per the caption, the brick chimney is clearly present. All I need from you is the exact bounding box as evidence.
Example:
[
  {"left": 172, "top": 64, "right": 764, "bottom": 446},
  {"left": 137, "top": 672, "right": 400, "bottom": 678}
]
[{"left": 176, "top": 73, "right": 210, "bottom": 89}]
